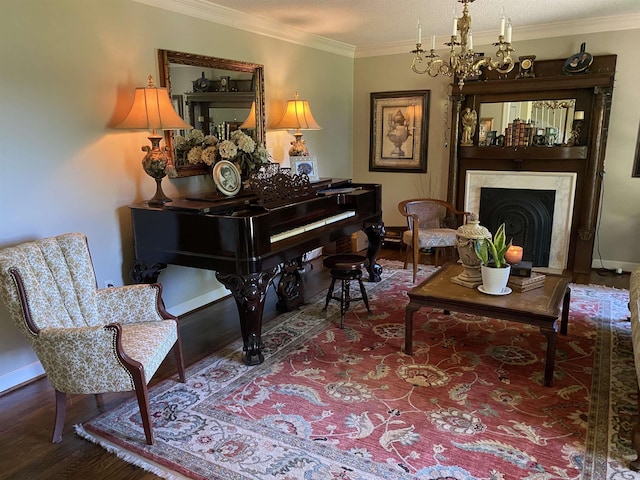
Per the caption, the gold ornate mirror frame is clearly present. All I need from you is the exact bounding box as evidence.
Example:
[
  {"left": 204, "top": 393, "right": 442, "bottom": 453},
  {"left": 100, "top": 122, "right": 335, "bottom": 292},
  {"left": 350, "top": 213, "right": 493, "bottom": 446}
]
[{"left": 157, "top": 49, "right": 266, "bottom": 178}]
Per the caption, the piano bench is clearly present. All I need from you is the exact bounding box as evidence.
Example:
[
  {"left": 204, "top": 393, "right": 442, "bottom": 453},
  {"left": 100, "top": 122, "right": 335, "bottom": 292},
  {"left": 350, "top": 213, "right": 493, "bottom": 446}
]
[{"left": 322, "top": 254, "right": 372, "bottom": 328}]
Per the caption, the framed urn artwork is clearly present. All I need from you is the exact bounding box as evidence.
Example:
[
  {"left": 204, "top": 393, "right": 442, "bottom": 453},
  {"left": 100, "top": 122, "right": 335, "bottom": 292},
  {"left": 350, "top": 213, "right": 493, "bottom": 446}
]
[{"left": 369, "top": 90, "right": 429, "bottom": 173}]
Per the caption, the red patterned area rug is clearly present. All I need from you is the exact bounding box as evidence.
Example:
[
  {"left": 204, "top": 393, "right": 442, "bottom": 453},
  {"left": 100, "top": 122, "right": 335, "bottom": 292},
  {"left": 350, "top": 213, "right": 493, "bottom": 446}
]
[{"left": 77, "top": 261, "right": 638, "bottom": 480}]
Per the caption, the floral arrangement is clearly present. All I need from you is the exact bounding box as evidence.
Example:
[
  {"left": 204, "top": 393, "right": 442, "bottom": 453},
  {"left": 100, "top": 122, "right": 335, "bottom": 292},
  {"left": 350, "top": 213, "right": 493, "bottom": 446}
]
[
  {"left": 474, "top": 223, "right": 512, "bottom": 268},
  {"left": 174, "top": 129, "right": 269, "bottom": 177}
]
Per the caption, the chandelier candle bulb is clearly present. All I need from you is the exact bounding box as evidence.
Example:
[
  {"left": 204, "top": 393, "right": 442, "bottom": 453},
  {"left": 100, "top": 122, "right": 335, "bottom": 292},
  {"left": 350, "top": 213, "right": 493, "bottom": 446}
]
[
  {"left": 506, "top": 18, "right": 512, "bottom": 43},
  {"left": 452, "top": 18, "right": 458, "bottom": 36},
  {"left": 417, "top": 21, "right": 422, "bottom": 44},
  {"left": 431, "top": 34, "right": 436, "bottom": 50},
  {"left": 468, "top": 31, "right": 473, "bottom": 50},
  {"left": 505, "top": 245, "right": 524, "bottom": 264}
]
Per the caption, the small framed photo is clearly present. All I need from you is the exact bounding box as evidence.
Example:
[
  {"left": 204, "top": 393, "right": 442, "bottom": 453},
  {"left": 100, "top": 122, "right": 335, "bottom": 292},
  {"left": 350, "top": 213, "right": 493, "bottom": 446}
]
[
  {"left": 369, "top": 90, "right": 429, "bottom": 172},
  {"left": 291, "top": 156, "right": 319, "bottom": 181},
  {"left": 212, "top": 160, "right": 241, "bottom": 196}
]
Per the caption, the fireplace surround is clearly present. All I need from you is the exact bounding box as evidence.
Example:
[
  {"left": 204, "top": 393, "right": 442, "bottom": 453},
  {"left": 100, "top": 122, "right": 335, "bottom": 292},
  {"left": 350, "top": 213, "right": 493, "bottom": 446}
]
[
  {"left": 465, "top": 171, "right": 577, "bottom": 272},
  {"left": 447, "top": 55, "right": 616, "bottom": 273}
]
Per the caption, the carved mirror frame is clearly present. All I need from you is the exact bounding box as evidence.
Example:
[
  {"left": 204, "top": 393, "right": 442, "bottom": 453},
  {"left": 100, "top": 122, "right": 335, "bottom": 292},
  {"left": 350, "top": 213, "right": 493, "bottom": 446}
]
[{"left": 157, "top": 49, "right": 266, "bottom": 178}]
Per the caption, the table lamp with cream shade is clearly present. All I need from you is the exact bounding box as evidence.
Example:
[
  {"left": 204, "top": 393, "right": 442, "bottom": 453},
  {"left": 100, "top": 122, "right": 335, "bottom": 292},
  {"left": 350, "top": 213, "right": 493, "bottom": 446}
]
[
  {"left": 273, "top": 92, "right": 321, "bottom": 156},
  {"left": 115, "top": 75, "right": 192, "bottom": 205}
]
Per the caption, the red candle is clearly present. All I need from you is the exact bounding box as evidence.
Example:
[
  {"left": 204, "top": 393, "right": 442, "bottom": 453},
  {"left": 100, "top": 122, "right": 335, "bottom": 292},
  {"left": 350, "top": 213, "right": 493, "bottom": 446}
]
[{"left": 505, "top": 245, "right": 523, "bottom": 264}]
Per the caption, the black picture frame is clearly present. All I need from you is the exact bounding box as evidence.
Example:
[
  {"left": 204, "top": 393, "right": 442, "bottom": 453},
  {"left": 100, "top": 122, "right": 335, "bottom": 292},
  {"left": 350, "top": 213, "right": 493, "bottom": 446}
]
[{"left": 369, "top": 90, "right": 429, "bottom": 173}]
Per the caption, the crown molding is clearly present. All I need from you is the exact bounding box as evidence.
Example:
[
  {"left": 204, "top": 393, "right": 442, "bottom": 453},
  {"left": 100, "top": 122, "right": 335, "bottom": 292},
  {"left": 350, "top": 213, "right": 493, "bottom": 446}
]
[
  {"left": 133, "top": 0, "right": 638, "bottom": 60},
  {"left": 355, "top": 13, "right": 640, "bottom": 58},
  {"left": 132, "top": 0, "right": 356, "bottom": 57}
]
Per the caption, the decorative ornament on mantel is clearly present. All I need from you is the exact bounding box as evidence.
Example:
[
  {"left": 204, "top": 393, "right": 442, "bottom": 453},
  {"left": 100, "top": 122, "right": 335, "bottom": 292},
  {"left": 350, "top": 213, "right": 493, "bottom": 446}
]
[{"left": 410, "top": 0, "right": 515, "bottom": 89}]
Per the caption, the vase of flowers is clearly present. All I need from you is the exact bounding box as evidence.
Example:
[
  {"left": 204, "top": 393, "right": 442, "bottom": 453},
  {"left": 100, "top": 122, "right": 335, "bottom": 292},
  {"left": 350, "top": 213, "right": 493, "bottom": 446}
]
[
  {"left": 174, "top": 129, "right": 269, "bottom": 180},
  {"left": 475, "top": 223, "right": 512, "bottom": 294}
]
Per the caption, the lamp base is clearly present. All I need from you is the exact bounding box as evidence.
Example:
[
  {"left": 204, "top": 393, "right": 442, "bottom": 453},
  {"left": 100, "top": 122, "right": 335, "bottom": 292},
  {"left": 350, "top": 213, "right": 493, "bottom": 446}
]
[
  {"left": 288, "top": 132, "right": 309, "bottom": 157},
  {"left": 142, "top": 134, "right": 172, "bottom": 206},
  {"left": 148, "top": 177, "right": 172, "bottom": 206}
]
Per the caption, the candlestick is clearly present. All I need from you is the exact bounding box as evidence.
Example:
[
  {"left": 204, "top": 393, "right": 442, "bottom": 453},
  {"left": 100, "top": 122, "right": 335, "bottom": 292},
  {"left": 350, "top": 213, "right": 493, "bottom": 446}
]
[
  {"left": 431, "top": 34, "right": 436, "bottom": 50},
  {"left": 505, "top": 245, "right": 523, "bottom": 264}
]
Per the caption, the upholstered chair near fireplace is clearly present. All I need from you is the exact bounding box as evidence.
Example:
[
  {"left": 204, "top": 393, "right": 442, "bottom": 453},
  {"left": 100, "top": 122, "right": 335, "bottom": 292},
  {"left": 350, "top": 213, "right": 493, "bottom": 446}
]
[
  {"left": 399, "top": 199, "right": 470, "bottom": 282},
  {"left": 0, "top": 232, "right": 185, "bottom": 445}
]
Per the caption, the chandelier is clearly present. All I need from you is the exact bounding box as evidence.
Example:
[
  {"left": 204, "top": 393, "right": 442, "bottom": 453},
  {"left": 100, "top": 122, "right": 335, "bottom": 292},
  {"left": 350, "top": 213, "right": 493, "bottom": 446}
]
[{"left": 411, "top": 0, "right": 515, "bottom": 89}]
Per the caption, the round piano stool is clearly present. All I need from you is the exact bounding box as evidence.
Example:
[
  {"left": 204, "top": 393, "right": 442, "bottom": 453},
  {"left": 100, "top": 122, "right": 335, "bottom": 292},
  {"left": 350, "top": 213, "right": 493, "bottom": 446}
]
[{"left": 322, "top": 254, "right": 372, "bottom": 328}]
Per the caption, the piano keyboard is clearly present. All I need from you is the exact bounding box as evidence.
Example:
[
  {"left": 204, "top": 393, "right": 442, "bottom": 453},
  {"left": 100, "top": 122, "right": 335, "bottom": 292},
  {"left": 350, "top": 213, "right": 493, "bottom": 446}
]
[{"left": 270, "top": 211, "right": 356, "bottom": 243}]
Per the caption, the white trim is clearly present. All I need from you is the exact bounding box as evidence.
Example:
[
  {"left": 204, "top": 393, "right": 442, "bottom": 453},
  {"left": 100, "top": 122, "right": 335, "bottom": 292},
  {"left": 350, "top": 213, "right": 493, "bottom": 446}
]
[
  {"left": 0, "top": 361, "right": 45, "bottom": 394},
  {"left": 132, "top": 1, "right": 640, "bottom": 59},
  {"left": 132, "top": 0, "right": 356, "bottom": 57},
  {"left": 167, "top": 285, "right": 230, "bottom": 317}
]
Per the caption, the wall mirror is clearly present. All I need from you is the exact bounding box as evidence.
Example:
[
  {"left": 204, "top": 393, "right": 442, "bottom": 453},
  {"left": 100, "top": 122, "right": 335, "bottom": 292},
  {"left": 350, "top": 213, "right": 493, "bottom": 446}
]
[
  {"left": 158, "top": 49, "right": 265, "bottom": 177},
  {"left": 478, "top": 99, "right": 576, "bottom": 145}
]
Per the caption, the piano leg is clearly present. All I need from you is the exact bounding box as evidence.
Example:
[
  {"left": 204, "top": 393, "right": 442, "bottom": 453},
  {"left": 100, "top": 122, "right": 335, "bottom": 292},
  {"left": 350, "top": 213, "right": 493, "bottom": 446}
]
[
  {"left": 364, "top": 222, "right": 385, "bottom": 282},
  {"left": 276, "top": 258, "right": 305, "bottom": 312},
  {"left": 216, "top": 268, "right": 278, "bottom": 366}
]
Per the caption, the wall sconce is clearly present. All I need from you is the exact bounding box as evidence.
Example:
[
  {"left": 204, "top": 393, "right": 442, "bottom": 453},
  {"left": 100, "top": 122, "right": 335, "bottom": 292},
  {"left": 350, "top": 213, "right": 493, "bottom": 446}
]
[
  {"left": 273, "top": 92, "right": 321, "bottom": 156},
  {"left": 115, "top": 76, "right": 191, "bottom": 205}
]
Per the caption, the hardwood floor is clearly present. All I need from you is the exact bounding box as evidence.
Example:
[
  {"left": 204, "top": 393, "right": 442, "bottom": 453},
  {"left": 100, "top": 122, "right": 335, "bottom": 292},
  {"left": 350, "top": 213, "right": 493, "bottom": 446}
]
[{"left": 0, "top": 248, "right": 630, "bottom": 479}]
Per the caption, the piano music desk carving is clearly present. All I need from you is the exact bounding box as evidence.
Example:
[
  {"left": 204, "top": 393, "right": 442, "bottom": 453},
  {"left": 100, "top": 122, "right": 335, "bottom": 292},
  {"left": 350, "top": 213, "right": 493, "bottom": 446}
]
[{"left": 130, "top": 173, "right": 383, "bottom": 365}]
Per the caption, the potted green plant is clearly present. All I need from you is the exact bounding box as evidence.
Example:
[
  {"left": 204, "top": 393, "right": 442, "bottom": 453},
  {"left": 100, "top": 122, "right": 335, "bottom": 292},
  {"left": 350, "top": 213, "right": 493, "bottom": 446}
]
[{"left": 474, "top": 223, "right": 513, "bottom": 294}]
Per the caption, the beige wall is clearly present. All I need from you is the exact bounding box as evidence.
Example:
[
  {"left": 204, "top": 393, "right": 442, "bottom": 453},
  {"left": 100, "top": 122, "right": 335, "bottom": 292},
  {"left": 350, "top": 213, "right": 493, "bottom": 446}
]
[
  {"left": 0, "top": 0, "right": 353, "bottom": 391},
  {"left": 353, "top": 29, "right": 640, "bottom": 273}
]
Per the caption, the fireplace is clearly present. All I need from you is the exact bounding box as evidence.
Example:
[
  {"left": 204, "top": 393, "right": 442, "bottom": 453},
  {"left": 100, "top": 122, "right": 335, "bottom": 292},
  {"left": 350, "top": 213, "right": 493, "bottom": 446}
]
[
  {"left": 464, "top": 171, "right": 577, "bottom": 272},
  {"left": 479, "top": 188, "right": 555, "bottom": 267}
]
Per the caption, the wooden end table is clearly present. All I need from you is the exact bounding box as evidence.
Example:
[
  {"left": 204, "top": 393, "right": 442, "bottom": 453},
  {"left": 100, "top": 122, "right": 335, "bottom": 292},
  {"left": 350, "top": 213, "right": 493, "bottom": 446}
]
[{"left": 404, "top": 263, "right": 571, "bottom": 387}]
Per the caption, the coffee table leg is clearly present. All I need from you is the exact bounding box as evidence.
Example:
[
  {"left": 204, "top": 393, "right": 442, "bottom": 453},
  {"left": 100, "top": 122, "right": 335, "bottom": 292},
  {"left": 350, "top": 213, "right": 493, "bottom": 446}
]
[
  {"left": 560, "top": 287, "right": 571, "bottom": 335},
  {"left": 405, "top": 302, "right": 420, "bottom": 355},
  {"left": 541, "top": 327, "right": 557, "bottom": 387}
]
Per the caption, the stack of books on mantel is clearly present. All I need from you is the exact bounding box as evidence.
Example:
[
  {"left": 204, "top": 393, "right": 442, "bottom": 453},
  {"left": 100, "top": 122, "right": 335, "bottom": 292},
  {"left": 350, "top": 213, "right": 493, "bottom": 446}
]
[{"left": 508, "top": 271, "right": 546, "bottom": 293}]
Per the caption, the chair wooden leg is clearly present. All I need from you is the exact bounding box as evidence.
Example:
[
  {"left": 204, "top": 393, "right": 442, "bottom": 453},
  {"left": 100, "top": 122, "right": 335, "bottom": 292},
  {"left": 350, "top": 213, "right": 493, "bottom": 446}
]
[
  {"left": 412, "top": 248, "right": 418, "bottom": 283},
  {"left": 52, "top": 389, "right": 66, "bottom": 443},
  {"left": 403, "top": 246, "right": 411, "bottom": 270},
  {"left": 129, "top": 366, "right": 154, "bottom": 445},
  {"left": 173, "top": 339, "right": 186, "bottom": 383}
]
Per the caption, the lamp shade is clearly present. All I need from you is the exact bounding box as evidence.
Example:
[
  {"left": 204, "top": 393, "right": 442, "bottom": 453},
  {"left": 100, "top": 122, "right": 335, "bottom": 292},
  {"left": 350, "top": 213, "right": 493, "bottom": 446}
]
[
  {"left": 273, "top": 93, "right": 321, "bottom": 131},
  {"left": 239, "top": 101, "right": 256, "bottom": 129},
  {"left": 115, "top": 76, "right": 191, "bottom": 132}
]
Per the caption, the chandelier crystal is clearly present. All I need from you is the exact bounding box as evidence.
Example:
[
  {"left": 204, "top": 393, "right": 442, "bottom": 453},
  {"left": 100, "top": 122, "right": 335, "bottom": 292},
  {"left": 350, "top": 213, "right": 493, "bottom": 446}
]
[{"left": 411, "top": 0, "right": 515, "bottom": 89}]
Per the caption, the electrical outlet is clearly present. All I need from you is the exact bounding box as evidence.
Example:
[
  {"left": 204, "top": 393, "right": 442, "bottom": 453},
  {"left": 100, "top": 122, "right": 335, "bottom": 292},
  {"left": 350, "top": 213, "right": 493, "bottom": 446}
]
[{"left": 104, "top": 280, "right": 115, "bottom": 288}]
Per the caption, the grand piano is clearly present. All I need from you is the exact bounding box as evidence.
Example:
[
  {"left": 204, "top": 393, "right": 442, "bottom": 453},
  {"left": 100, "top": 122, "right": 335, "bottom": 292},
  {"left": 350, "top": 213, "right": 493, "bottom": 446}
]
[{"left": 129, "top": 172, "right": 384, "bottom": 365}]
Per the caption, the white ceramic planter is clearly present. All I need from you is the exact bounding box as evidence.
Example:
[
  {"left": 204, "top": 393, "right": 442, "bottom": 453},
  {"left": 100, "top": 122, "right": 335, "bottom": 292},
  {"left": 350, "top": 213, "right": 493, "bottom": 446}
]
[{"left": 480, "top": 264, "right": 511, "bottom": 294}]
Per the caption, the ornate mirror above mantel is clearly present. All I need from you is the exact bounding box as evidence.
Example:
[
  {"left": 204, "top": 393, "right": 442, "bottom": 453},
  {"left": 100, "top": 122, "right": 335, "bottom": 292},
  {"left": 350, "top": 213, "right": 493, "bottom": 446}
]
[
  {"left": 447, "top": 55, "right": 617, "bottom": 274},
  {"left": 157, "top": 49, "right": 265, "bottom": 177}
]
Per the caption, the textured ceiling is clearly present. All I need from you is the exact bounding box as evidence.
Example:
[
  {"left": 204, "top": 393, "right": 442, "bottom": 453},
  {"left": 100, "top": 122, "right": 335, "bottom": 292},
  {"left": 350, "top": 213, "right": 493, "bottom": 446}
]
[{"left": 202, "top": 0, "right": 640, "bottom": 48}]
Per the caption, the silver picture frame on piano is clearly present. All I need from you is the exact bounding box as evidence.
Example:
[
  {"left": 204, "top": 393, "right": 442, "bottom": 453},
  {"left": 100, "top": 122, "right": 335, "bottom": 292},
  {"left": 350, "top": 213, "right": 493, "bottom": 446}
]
[
  {"left": 213, "top": 160, "right": 242, "bottom": 196},
  {"left": 291, "top": 156, "right": 319, "bottom": 181}
]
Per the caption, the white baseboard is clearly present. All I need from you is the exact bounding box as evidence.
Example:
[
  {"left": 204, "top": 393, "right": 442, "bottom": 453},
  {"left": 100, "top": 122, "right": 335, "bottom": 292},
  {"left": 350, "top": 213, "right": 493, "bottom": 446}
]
[
  {"left": 0, "top": 361, "right": 45, "bottom": 395},
  {"left": 167, "top": 285, "right": 230, "bottom": 317}
]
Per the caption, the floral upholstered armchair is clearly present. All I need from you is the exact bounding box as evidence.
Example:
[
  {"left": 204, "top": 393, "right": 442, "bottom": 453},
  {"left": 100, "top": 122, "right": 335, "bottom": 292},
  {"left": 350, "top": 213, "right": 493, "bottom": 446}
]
[
  {"left": 0, "top": 233, "right": 185, "bottom": 445},
  {"left": 398, "top": 198, "right": 471, "bottom": 282}
]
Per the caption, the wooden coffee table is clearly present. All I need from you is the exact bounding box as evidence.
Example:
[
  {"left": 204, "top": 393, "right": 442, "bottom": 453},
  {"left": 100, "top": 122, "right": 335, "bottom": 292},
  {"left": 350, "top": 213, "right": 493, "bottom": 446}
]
[{"left": 404, "top": 263, "right": 571, "bottom": 387}]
